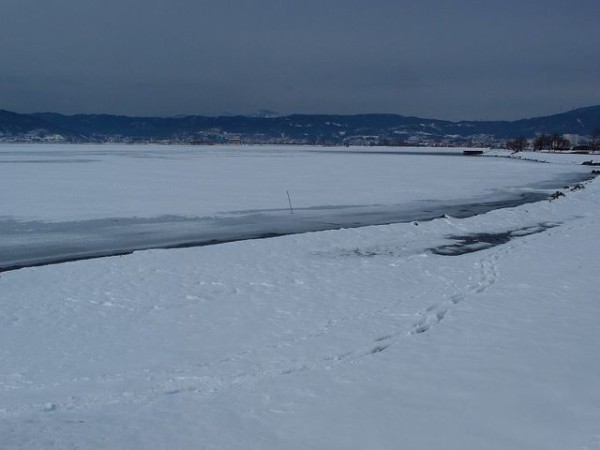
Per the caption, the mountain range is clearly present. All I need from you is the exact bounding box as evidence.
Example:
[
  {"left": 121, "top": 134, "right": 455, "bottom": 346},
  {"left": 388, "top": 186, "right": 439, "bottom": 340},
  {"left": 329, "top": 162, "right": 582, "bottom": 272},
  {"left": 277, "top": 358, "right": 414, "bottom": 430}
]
[{"left": 1, "top": 106, "right": 599, "bottom": 146}]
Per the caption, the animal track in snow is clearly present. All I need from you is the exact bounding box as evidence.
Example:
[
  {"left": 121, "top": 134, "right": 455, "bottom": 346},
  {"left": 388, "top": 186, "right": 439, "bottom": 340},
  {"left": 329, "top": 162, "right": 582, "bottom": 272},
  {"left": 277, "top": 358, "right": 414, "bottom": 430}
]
[{"left": 406, "top": 251, "right": 501, "bottom": 338}]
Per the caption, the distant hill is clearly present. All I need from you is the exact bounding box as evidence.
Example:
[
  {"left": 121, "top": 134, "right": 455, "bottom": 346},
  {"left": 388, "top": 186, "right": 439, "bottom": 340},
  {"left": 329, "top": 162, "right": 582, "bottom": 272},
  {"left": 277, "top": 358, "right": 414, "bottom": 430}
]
[
  {"left": 508, "top": 105, "right": 600, "bottom": 137},
  {"left": 1, "top": 106, "right": 599, "bottom": 145},
  {"left": 0, "top": 110, "right": 62, "bottom": 136}
]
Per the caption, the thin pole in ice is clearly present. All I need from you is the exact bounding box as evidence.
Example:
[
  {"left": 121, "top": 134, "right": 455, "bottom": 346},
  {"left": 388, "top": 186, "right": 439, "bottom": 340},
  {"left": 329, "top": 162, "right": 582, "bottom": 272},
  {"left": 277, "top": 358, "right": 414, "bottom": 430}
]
[{"left": 287, "top": 190, "right": 294, "bottom": 215}]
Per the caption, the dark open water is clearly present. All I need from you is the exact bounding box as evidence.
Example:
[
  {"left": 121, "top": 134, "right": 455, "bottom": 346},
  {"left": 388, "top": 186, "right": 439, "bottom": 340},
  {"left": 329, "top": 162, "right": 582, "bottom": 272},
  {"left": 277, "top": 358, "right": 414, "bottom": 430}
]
[{"left": 0, "top": 170, "right": 594, "bottom": 273}]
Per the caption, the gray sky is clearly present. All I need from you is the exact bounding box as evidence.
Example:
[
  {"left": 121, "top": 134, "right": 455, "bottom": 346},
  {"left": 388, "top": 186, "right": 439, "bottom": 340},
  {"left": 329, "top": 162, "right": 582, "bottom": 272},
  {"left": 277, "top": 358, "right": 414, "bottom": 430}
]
[{"left": 1, "top": 0, "right": 599, "bottom": 120}]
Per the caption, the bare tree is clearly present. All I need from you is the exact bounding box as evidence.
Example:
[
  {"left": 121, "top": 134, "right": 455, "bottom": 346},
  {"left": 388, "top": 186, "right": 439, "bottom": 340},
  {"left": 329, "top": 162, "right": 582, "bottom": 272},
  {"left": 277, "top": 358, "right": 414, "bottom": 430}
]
[
  {"left": 549, "top": 133, "right": 570, "bottom": 150},
  {"left": 533, "top": 134, "right": 548, "bottom": 151},
  {"left": 593, "top": 127, "right": 600, "bottom": 151},
  {"left": 558, "top": 137, "right": 571, "bottom": 150},
  {"left": 506, "top": 137, "right": 528, "bottom": 152}
]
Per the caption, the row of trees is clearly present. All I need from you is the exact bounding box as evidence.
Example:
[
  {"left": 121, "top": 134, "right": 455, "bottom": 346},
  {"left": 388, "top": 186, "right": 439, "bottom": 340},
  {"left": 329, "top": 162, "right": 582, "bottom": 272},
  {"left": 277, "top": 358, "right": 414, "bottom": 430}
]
[
  {"left": 506, "top": 128, "right": 600, "bottom": 152},
  {"left": 532, "top": 134, "right": 572, "bottom": 151}
]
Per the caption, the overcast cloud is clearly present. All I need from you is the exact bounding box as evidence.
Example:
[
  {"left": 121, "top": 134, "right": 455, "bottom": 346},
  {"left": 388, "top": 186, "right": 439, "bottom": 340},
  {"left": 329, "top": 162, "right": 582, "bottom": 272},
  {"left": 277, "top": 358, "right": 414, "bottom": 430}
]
[{"left": 1, "top": 0, "right": 599, "bottom": 120}]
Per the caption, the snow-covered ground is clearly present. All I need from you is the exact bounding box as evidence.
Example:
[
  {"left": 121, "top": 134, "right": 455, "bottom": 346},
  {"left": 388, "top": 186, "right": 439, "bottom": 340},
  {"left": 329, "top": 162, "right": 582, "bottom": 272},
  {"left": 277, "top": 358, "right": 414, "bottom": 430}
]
[
  {"left": 1, "top": 146, "right": 599, "bottom": 449},
  {"left": 0, "top": 145, "right": 592, "bottom": 270}
]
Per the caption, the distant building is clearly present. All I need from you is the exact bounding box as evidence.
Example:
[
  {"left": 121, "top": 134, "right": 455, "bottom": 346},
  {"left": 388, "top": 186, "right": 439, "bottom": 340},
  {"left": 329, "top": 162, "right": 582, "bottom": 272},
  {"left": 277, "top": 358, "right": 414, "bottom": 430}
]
[{"left": 563, "top": 134, "right": 579, "bottom": 147}]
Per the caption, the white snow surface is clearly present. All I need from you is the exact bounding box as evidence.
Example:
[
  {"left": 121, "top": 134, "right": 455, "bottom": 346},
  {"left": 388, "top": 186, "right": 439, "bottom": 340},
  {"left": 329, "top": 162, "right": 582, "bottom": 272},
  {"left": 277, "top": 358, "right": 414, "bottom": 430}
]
[
  {"left": 1, "top": 146, "right": 599, "bottom": 449},
  {"left": 0, "top": 144, "right": 590, "bottom": 222}
]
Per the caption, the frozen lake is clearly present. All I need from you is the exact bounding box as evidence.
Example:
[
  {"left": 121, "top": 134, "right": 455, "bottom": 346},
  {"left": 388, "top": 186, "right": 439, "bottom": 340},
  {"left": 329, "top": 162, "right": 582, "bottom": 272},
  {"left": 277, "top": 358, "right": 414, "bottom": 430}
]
[{"left": 0, "top": 144, "right": 591, "bottom": 271}]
